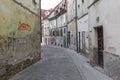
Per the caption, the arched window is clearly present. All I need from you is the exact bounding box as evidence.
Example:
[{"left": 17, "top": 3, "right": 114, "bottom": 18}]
[{"left": 60, "top": 28, "right": 63, "bottom": 37}]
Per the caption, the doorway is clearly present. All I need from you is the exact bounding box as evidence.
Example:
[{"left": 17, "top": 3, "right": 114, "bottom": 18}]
[
  {"left": 67, "top": 32, "right": 70, "bottom": 47},
  {"left": 97, "top": 26, "right": 104, "bottom": 68},
  {"left": 78, "top": 32, "right": 81, "bottom": 52},
  {"left": 82, "top": 31, "right": 86, "bottom": 55}
]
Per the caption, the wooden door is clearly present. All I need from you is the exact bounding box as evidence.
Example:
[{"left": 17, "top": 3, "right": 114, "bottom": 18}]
[{"left": 97, "top": 27, "right": 104, "bottom": 68}]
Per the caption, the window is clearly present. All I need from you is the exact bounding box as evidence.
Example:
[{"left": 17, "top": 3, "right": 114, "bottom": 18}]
[
  {"left": 53, "top": 31, "right": 55, "bottom": 36},
  {"left": 82, "top": 0, "right": 84, "bottom": 3},
  {"left": 60, "top": 29, "right": 63, "bottom": 36},
  {"left": 57, "top": 29, "right": 59, "bottom": 36},
  {"left": 78, "top": 4, "right": 80, "bottom": 8},
  {"left": 32, "top": 0, "right": 37, "bottom": 5},
  {"left": 64, "top": 28, "right": 66, "bottom": 33},
  {"left": 60, "top": 8, "right": 63, "bottom": 11},
  {"left": 56, "top": 10, "right": 58, "bottom": 14}
]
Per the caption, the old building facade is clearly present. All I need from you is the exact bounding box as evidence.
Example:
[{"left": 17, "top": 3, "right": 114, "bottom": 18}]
[
  {"left": 42, "top": 19, "right": 50, "bottom": 45},
  {"left": 41, "top": 9, "right": 51, "bottom": 45},
  {"left": 0, "top": 0, "right": 41, "bottom": 78},
  {"left": 48, "top": 11, "right": 57, "bottom": 45},
  {"left": 67, "top": 0, "right": 77, "bottom": 50},
  {"left": 44, "top": 0, "right": 67, "bottom": 47},
  {"left": 55, "top": 4, "right": 67, "bottom": 47},
  {"left": 88, "top": 0, "right": 120, "bottom": 79},
  {"left": 77, "top": 0, "right": 89, "bottom": 57}
]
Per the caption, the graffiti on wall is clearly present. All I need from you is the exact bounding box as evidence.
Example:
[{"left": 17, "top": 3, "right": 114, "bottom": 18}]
[
  {"left": 0, "top": 35, "right": 8, "bottom": 54},
  {"left": 18, "top": 22, "right": 31, "bottom": 31},
  {"left": 0, "top": 35, "right": 4, "bottom": 40}
]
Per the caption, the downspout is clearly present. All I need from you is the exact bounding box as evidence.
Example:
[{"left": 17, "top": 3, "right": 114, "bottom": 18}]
[
  {"left": 39, "top": 0, "right": 42, "bottom": 43},
  {"left": 75, "top": 0, "right": 78, "bottom": 53},
  {"left": 39, "top": 0, "right": 41, "bottom": 59},
  {"left": 66, "top": 0, "right": 68, "bottom": 48}
]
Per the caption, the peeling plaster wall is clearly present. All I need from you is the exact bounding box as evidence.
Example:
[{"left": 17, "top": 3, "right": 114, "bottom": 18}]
[
  {"left": 67, "top": 0, "right": 77, "bottom": 50},
  {"left": 57, "top": 14, "right": 66, "bottom": 27},
  {"left": 89, "top": 0, "right": 120, "bottom": 79},
  {"left": 42, "top": 19, "right": 50, "bottom": 45},
  {"left": 77, "top": 0, "right": 89, "bottom": 18},
  {"left": 89, "top": 0, "right": 120, "bottom": 56},
  {"left": 68, "top": 20, "right": 76, "bottom": 50},
  {"left": 0, "top": 0, "right": 40, "bottom": 77},
  {"left": 55, "top": 13, "right": 67, "bottom": 47},
  {"left": 78, "top": 15, "right": 89, "bottom": 57},
  {"left": 67, "top": 0, "right": 75, "bottom": 22},
  {"left": 16, "top": 0, "right": 39, "bottom": 13}
]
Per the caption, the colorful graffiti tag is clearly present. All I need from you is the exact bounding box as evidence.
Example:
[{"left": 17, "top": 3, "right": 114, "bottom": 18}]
[{"left": 18, "top": 22, "right": 31, "bottom": 31}]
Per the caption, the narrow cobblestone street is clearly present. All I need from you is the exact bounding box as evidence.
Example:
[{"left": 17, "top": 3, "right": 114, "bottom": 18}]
[
  {"left": 9, "top": 46, "right": 82, "bottom": 80},
  {"left": 1, "top": 0, "right": 120, "bottom": 80}
]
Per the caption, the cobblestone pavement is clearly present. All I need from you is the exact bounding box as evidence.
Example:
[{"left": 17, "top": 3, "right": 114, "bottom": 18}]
[{"left": 9, "top": 46, "right": 82, "bottom": 80}]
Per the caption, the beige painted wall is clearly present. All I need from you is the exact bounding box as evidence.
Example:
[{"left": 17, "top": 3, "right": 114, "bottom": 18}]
[{"left": 0, "top": 0, "right": 40, "bottom": 65}]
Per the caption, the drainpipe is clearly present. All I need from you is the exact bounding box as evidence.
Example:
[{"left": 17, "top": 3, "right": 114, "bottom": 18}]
[
  {"left": 75, "top": 0, "right": 78, "bottom": 53},
  {"left": 66, "top": 0, "right": 68, "bottom": 48},
  {"left": 66, "top": 14, "right": 68, "bottom": 48},
  {"left": 39, "top": 0, "right": 42, "bottom": 43},
  {"left": 39, "top": 0, "right": 41, "bottom": 59}
]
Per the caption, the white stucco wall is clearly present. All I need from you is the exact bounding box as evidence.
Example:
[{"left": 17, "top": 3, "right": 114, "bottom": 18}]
[
  {"left": 89, "top": 0, "right": 95, "bottom": 5},
  {"left": 78, "top": 15, "right": 88, "bottom": 33},
  {"left": 67, "top": 0, "right": 75, "bottom": 21},
  {"left": 78, "top": 15, "right": 89, "bottom": 53},
  {"left": 42, "top": 18, "right": 55, "bottom": 45},
  {"left": 77, "top": 0, "right": 89, "bottom": 18},
  {"left": 49, "top": 19, "right": 56, "bottom": 29},
  {"left": 43, "top": 19, "right": 50, "bottom": 36},
  {"left": 16, "top": 0, "right": 39, "bottom": 13},
  {"left": 57, "top": 13, "right": 66, "bottom": 27},
  {"left": 89, "top": 0, "right": 120, "bottom": 55}
]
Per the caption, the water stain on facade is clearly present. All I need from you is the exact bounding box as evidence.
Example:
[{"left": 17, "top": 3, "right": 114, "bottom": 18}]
[{"left": 0, "top": 0, "right": 41, "bottom": 79}]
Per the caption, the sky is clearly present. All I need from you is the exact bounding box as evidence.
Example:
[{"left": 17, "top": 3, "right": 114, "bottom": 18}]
[{"left": 41, "top": 0, "right": 62, "bottom": 9}]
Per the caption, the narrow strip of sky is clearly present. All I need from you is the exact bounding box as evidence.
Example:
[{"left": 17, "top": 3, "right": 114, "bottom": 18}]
[{"left": 41, "top": 0, "right": 62, "bottom": 9}]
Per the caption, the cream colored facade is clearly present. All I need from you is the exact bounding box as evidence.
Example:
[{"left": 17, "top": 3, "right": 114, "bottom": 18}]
[
  {"left": 77, "top": 15, "right": 89, "bottom": 57},
  {"left": 67, "top": 0, "right": 77, "bottom": 50},
  {"left": 42, "top": 19, "right": 50, "bottom": 45},
  {"left": 77, "top": 0, "right": 89, "bottom": 57},
  {"left": 0, "top": 0, "right": 40, "bottom": 78},
  {"left": 89, "top": 0, "right": 120, "bottom": 79}
]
